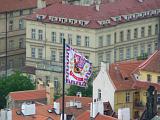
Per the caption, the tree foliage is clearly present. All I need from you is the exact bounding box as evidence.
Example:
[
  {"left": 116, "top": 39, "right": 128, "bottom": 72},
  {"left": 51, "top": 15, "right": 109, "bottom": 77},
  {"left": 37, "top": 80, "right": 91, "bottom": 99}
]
[
  {"left": 0, "top": 72, "right": 35, "bottom": 109},
  {"left": 67, "top": 71, "right": 97, "bottom": 97},
  {"left": 137, "top": 53, "right": 148, "bottom": 60}
]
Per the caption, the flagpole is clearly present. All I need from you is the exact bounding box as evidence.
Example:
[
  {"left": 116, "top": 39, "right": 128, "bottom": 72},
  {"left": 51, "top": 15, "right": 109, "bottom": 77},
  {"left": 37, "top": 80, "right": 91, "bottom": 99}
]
[{"left": 62, "top": 38, "right": 65, "bottom": 120}]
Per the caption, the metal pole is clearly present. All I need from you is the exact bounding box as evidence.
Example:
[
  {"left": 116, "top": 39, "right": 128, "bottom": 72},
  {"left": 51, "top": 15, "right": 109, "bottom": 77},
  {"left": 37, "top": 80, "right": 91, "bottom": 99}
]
[
  {"left": 62, "top": 38, "right": 65, "bottom": 120},
  {"left": 5, "top": 12, "right": 7, "bottom": 77},
  {"left": 158, "top": 16, "right": 160, "bottom": 50}
]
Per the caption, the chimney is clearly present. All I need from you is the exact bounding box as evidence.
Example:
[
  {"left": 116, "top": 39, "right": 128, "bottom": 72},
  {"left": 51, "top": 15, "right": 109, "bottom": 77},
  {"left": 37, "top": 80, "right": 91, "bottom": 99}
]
[
  {"left": 101, "top": 62, "right": 109, "bottom": 71},
  {"left": 90, "top": 102, "right": 98, "bottom": 118},
  {"left": 21, "top": 102, "right": 36, "bottom": 116},
  {"left": 53, "top": 102, "right": 60, "bottom": 114},
  {"left": 46, "top": 82, "right": 54, "bottom": 105},
  {"left": 37, "top": 78, "right": 45, "bottom": 90},
  {"left": 37, "top": 0, "right": 46, "bottom": 9},
  {"left": 108, "top": 0, "right": 115, "bottom": 2},
  {"left": 95, "top": 4, "right": 100, "bottom": 11},
  {"left": 0, "top": 109, "right": 12, "bottom": 120},
  {"left": 76, "top": 92, "right": 82, "bottom": 97},
  {"left": 60, "top": 114, "right": 67, "bottom": 120}
]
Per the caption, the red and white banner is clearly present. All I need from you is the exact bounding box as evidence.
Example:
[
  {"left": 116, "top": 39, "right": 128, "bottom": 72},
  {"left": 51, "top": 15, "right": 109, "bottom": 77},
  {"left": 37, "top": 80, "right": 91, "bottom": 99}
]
[{"left": 65, "top": 44, "right": 92, "bottom": 87}]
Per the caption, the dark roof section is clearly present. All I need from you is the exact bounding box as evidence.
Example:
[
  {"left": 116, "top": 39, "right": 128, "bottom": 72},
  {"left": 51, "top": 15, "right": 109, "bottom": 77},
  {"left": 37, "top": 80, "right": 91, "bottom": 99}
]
[
  {"left": 0, "top": 0, "right": 61, "bottom": 13},
  {"left": 26, "top": 0, "right": 160, "bottom": 29}
]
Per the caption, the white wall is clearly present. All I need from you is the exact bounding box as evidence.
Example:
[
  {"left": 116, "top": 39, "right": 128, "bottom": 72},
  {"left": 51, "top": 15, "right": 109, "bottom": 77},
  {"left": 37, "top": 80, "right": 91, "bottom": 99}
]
[{"left": 93, "top": 62, "right": 115, "bottom": 110}]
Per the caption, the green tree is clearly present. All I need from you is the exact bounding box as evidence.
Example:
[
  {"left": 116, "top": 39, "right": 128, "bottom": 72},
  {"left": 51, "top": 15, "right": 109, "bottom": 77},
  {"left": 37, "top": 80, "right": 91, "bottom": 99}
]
[
  {"left": 0, "top": 72, "right": 35, "bottom": 109},
  {"left": 137, "top": 53, "right": 148, "bottom": 60},
  {"left": 67, "top": 71, "right": 97, "bottom": 97}
]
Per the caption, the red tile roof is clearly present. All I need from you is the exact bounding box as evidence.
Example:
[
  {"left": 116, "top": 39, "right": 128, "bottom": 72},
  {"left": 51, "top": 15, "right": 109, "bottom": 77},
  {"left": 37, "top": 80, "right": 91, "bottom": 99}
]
[
  {"left": 0, "top": 0, "right": 60, "bottom": 13},
  {"left": 109, "top": 60, "right": 143, "bottom": 91},
  {"left": 55, "top": 96, "right": 92, "bottom": 118},
  {"left": 138, "top": 50, "right": 160, "bottom": 73},
  {"left": 76, "top": 111, "right": 118, "bottom": 120},
  {"left": 12, "top": 102, "right": 60, "bottom": 120},
  {"left": 26, "top": 0, "right": 160, "bottom": 28},
  {"left": 109, "top": 59, "right": 160, "bottom": 91},
  {"left": 9, "top": 89, "right": 46, "bottom": 101}
]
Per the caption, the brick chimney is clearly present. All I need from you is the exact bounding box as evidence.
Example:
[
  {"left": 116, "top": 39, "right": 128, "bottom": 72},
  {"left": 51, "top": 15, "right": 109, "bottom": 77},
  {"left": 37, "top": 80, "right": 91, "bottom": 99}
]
[
  {"left": 46, "top": 82, "right": 54, "bottom": 105},
  {"left": 37, "top": 0, "right": 46, "bottom": 9}
]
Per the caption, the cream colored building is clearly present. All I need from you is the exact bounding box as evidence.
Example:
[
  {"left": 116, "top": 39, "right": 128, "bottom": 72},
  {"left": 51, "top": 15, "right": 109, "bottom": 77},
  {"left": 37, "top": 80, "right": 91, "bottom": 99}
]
[
  {"left": 25, "top": 0, "right": 160, "bottom": 90},
  {"left": 0, "top": 0, "right": 57, "bottom": 76}
]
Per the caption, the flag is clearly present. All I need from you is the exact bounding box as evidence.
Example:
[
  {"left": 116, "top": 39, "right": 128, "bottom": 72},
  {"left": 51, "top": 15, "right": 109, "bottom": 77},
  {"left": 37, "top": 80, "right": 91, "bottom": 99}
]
[{"left": 65, "top": 44, "right": 92, "bottom": 87}]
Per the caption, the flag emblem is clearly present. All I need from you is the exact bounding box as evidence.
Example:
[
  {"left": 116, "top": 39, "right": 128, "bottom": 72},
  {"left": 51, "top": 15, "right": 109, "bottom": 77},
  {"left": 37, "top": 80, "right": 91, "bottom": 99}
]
[{"left": 65, "top": 44, "right": 92, "bottom": 87}]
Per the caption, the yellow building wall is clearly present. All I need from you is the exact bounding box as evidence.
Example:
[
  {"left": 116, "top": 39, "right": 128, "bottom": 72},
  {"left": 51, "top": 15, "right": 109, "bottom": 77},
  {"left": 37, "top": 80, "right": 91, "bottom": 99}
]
[
  {"left": 114, "top": 91, "right": 134, "bottom": 119},
  {"left": 139, "top": 70, "right": 160, "bottom": 83}
]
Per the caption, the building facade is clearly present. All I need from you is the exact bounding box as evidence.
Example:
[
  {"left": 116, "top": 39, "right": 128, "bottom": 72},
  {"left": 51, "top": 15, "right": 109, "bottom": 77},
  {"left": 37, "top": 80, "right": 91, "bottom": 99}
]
[
  {"left": 25, "top": 0, "right": 160, "bottom": 88},
  {"left": 93, "top": 60, "right": 160, "bottom": 119},
  {"left": 0, "top": 0, "right": 57, "bottom": 76}
]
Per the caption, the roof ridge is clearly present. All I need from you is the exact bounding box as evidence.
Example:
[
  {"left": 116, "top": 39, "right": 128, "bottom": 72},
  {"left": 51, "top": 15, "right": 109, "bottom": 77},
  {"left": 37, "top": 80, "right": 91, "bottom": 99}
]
[
  {"left": 138, "top": 50, "right": 158, "bottom": 69},
  {"left": 10, "top": 89, "right": 46, "bottom": 94}
]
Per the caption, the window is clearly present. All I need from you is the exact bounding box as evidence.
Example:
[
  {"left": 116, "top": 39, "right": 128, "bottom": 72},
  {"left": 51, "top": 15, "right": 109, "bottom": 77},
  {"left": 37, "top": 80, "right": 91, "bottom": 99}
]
[
  {"left": 114, "top": 49, "right": 117, "bottom": 62},
  {"left": 76, "top": 35, "right": 81, "bottom": 46},
  {"left": 31, "top": 29, "right": 36, "bottom": 39},
  {"left": 38, "top": 30, "right": 43, "bottom": 40},
  {"left": 148, "top": 26, "right": 152, "bottom": 36},
  {"left": 19, "top": 38, "right": 24, "bottom": 48},
  {"left": 19, "top": 19, "right": 24, "bottom": 30},
  {"left": 141, "top": 27, "right": 145, "bottom": 38},
  {"left": 98, "top": 89, "right": 101, "bottom": 101},
  {"left": 8, "top": 59, "right": 14, "bottom": 69},
  {"left": 9, "top": 20, "right": 13, "bottom": 31},
  {"left": 127, "top": 29, "right": 131, "bottom": 41},
  {"left": 9, "top": 40, "right": 14, "bottom": 49},
  {"left": 114, "top": 32, "right": 117, "bottom": 43},
  {"left": 119, "top": 49, "right": 124, "bottom": 61},
  {"left": 51, "top": 32, "right": 56, "bottom": 43},
  {"left": 29, "top": 9, "right": 33, "bottom": 14},
  {"left": 60, "top": 33, "right": 64, "bottom": 44},
  {"left": 157, "top": 94, "right": 160, "bottom": 104},
  {"left": 155, "top": 24, "right": 158, "bottom": 35},
  {"left": 147, "top": 74, "right": 151, "bottom": 82},
  {"left": 31, "top": 48, "right": 36, "bottom": 58},
  {"left": 54, "top": 79, "right": 59, "bottom": 90},
  {"left": 133, "top": 46, "right": 138, "bottom": 58},
  {"left": 134, "top": 28, "right": 138, "bottom": 39},
  {"left": 140, "top": 44, "right": 145, "bottom": 55},
  {"left": 147, "top": 44, "right": 152, "bottom": 55},
  {"left": 59, "top": 52, "right": 63, "bottom": 63},
  {"left": 20, "top": 10, "right": 23, "bottom": 16},
  {"left": 98, "top": 53, "right": 103, "bottom": 65},
  {"left": 157, "top": 76, "right": 160, "bottom": 83},
  {"left": 106, "top": 52, "right": 111, "bottom": 63},
  {"left": 38, "top": 48, "right": 43, "bottom": 59},
  {"left": 68, "top": 34, "right": 72, "bottom": 45},
  {"left": 9, "top": 12, "right": 13, "bottom": 17},
  {"left": 155, "top": 43, "right": 158, "bottom": 50},
  {"left": 98, "top": 36, "right": 103, "bottom": 47},
  {"left": 126, "top": 92, "right": 130, "bottom": 102},
  {"left": 120, "top": 31, "right": 124, "bottom": 42},
  {"left": 85, "top": 36, "right": 89, "bottom": 47},
  {"left": 51, "top": 51, "right": 56, "bottom": 62},
  {"left": 106, "top": 35, "right": 111, "bottom": 45},
  {"left": 126, "top": 47, "right": 131, "bottom": 60}
]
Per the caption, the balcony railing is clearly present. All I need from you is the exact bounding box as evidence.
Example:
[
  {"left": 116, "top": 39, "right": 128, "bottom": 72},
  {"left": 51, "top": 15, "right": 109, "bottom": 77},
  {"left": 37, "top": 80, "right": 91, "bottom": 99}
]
[
  {"left": 36, "top": 61, "right": 63, "bottom": 72},
  {"left": 134, "top": 101, "right": 145, "bottom": 110}
]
